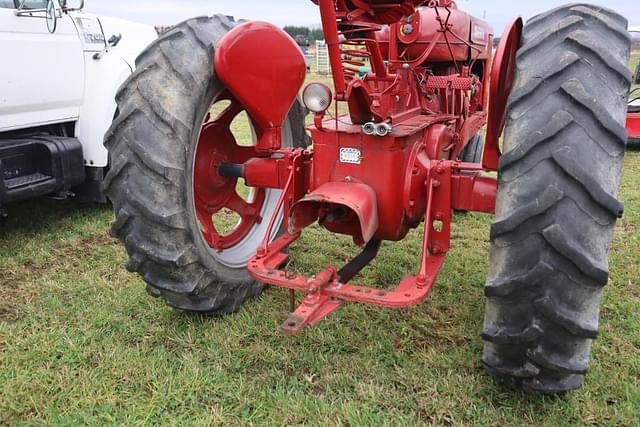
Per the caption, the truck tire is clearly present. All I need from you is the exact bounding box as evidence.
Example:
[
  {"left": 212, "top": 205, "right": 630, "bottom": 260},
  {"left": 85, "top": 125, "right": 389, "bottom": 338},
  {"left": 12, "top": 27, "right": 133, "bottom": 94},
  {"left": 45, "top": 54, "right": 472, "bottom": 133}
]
[
  {"left": 482, "top": 4, "right": 631, "bottom": 393},
  {"left": 103, "top": 16, "right": 308, "bottom": 314}
]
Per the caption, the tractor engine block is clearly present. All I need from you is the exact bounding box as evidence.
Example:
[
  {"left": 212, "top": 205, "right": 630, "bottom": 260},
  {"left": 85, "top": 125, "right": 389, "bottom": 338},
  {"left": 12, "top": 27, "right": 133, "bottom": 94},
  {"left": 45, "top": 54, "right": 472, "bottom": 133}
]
[{"left": 294, "top": 122, "right": 433, "bottom": 243}]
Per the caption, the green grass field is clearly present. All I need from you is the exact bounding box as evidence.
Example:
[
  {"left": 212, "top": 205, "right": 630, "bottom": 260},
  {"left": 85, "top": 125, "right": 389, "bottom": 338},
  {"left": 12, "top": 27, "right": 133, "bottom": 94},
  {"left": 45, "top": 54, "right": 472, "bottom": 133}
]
[{"left": 1, "top": 55, "right": 639, "bottom": 427}]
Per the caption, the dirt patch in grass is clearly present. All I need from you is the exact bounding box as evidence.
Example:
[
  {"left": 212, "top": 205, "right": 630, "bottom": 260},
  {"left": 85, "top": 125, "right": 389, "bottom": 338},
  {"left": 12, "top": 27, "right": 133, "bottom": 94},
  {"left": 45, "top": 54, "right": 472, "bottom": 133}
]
[
  {"left": 0, "top": 267, "right": 40, "bottom": 322},
  {"left": 51, "top": 231, "right": 116, "bottom": 252},
  {"left": 615, "top": 218, "right": 636, "bottom": 234},
  {"left": 0, "top": 232, "right": 116, "bottom": 322}
]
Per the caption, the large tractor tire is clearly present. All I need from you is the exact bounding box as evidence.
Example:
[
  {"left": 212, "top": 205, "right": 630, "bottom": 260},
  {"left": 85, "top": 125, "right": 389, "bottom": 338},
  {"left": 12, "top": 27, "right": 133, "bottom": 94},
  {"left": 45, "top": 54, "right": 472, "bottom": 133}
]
[
  {"left": 482, "top": 4, "right": 631, "bottom": 393},
  {"left": 103, "top": 16, "right": 308, "bottom": 314}
]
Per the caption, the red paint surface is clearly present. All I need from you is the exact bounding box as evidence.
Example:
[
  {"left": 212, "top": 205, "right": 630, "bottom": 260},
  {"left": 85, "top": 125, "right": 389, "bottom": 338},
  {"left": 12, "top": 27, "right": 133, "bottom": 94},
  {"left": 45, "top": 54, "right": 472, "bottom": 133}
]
[
  {"left": 627, "top": 112, "right": 640, "bottom": 139},
  {"left": 484, "top": 17, "right": 522, "bottom": 170},
  {"left": 214, "top": 21, "right": 306, "bottom": 132}
]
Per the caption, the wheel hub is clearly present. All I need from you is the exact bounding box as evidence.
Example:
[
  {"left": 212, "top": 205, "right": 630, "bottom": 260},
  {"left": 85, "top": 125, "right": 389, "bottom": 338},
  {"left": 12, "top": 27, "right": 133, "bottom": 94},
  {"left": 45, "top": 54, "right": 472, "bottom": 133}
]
[{"left": 193, "top": 96, "right": 265, "bottom": 252}]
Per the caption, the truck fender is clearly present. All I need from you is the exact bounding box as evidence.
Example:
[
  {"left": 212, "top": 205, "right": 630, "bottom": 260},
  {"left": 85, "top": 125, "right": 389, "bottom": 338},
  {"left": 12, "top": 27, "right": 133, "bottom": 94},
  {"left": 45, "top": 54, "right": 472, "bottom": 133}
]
[{"left": 74, "top": 53, "right": 132, "bottom": 168}]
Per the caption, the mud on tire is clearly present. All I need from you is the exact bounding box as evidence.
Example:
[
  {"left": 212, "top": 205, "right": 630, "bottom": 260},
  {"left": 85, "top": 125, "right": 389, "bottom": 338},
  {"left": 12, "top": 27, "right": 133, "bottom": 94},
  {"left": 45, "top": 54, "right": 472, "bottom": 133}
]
[
  {"left": 103, "top": 16, "right": 308, "bottom": 314},
  {"left": 482, "top": 4, "right": 631, "bottom": 393}
]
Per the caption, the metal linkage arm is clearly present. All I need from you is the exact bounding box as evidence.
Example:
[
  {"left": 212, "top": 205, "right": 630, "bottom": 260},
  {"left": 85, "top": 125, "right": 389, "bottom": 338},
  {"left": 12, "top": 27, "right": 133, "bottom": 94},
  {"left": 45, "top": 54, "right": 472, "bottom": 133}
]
[{"left": 246, "top": 160, "right": 496, "bottom": 335}]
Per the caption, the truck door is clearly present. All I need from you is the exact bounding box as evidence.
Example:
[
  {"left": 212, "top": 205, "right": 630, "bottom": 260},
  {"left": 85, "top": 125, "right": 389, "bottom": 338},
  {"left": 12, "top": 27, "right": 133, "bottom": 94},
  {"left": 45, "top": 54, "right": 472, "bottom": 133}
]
[{"left": 0, "top": 1, "right": 84, "bottom": 132}]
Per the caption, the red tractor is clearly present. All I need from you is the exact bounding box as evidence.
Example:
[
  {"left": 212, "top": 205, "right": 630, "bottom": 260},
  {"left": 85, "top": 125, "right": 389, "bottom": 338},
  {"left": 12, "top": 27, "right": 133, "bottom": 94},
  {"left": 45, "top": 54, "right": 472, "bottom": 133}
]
[
  {"left": 104, "top": 1, "right": 632, "bottom": 394},
  {"left": 629, "top": 89, "right": 640, "bottom": 145}
]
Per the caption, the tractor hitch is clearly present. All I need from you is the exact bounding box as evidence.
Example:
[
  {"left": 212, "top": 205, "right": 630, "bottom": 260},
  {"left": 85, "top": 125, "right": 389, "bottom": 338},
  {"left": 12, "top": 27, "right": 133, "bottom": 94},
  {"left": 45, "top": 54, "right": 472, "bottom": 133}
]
[
  {"left": 248, "top": 226, "right": 447, "bottom": 335},
  {"left": 231, "top": 145, "right": 496, "bottom": 334},
  {"left": 244, "top": 159, "right": 476, "bottom": 335}
]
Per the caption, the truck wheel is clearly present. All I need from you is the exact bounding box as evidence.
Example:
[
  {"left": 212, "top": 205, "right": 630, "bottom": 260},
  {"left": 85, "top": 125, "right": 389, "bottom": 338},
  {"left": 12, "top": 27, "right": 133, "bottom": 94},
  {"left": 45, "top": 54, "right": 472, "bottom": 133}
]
[
  {"left": 103, "top": 15, "right": 308, "bottom": 314},
  {"left": 482, "top": 4, "right": 631, "bottom": 393}
]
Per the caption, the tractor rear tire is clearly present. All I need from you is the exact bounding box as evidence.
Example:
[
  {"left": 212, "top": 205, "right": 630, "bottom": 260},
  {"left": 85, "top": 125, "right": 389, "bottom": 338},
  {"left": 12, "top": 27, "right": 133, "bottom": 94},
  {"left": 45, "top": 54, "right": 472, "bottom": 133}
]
[
  {"left": 482, "top": 4, "right": 631, "bottom": 393},
  {"left": 103, "top": 15, "right": 308, "bottom": 314}
]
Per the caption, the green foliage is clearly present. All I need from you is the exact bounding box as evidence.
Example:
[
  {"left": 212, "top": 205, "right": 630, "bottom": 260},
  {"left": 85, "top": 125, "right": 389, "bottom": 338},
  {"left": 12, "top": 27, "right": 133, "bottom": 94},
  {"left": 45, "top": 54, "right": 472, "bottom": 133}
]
[
  {"left": 283, "top": 25, "right": 324, "bottom": 43},
  {"left": 283, "top": 25, "right": 310, "bottom": 38},
  {"left": 309, "top": 28, "right": 324, "bottom": 42}
]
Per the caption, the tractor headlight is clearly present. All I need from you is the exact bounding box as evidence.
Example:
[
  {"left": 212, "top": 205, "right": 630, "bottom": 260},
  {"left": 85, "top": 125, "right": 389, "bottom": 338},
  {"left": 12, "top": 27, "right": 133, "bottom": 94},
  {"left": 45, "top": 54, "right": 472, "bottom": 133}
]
[
  {"left": 362, "top": 122, "right": 376, "bottom": 135},
  {"left": 375, "top": 123, "right": 393, "bottom": 137},
  {"left": 302, "top": 83, "right": 333, "bottom": 114}
]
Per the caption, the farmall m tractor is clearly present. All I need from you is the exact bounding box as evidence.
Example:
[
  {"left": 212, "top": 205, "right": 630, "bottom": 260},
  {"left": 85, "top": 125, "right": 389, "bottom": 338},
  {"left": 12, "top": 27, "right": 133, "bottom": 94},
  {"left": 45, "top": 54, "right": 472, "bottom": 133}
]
[{"left": 104, "top": 1, "right": 632, "bottom": 393}]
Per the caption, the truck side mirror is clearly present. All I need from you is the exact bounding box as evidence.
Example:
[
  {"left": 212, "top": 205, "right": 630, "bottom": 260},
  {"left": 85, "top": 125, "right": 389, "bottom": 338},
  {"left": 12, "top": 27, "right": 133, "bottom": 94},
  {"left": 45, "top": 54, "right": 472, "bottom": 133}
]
[
  {"left": 46, "top": 0, "right": 57, "bottom": 33},
  {"left": 60, "top": 0, "right": 84, "bottom": 11}
]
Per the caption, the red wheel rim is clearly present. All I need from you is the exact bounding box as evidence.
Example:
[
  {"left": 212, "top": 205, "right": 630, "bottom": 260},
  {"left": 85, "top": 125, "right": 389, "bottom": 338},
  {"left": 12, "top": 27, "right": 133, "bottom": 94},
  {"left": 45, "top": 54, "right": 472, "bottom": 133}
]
[{"left": 193, "top": 92, "right": 264, "bottom": 252}]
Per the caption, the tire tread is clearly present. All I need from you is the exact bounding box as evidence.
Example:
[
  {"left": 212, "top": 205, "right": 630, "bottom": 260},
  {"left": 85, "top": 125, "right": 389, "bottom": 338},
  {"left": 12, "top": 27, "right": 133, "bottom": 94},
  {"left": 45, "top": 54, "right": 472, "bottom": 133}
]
[{"left": 482, "top": 4, "right": 630, "bottom": 393}]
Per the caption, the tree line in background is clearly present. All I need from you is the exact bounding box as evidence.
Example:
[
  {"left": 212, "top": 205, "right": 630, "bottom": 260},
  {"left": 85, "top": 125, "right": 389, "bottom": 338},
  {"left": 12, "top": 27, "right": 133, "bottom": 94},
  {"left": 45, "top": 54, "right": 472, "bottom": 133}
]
[{"left": 284, "top": 26, "right": 324, "bottom": 43}]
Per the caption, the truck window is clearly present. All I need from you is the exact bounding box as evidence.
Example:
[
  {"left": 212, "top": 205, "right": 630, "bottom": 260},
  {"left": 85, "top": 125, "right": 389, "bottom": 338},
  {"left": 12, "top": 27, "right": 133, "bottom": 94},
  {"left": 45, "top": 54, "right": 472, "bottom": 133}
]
[
  {"left": 21, "top": 0, "right": 48, "bottom": 8},
  {"left": 3, "top": 0, "right": 48, "bottom": 8}
]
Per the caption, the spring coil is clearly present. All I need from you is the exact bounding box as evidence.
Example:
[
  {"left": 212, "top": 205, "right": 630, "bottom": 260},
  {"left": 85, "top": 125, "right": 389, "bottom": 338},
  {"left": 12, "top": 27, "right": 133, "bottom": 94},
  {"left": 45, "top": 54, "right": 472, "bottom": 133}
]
[{"left": 337, "top": 20, "right": 379, "bottom": 82}]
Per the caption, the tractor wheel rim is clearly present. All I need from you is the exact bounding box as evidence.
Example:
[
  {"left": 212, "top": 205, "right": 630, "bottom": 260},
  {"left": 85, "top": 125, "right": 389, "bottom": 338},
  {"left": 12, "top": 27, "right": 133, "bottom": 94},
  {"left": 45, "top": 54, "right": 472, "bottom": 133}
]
[{"left": 192, "top": 92, "right": 285, "bottom": 269}]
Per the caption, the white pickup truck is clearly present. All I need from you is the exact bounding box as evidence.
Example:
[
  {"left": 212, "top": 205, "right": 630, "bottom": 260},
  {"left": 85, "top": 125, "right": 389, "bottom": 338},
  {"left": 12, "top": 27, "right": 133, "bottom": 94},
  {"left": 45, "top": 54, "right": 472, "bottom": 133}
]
[{"left": 0, "top": 0, "right": 156, "bottom": 208}]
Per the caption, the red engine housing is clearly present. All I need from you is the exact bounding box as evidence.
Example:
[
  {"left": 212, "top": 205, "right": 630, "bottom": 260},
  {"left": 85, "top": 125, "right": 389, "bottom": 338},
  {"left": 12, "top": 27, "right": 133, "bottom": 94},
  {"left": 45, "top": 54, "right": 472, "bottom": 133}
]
[
  {"left": 301, "top": 122, "right": 433, "bottom": 242},
  {"left": 376, "top": 6, "right": 493, "bottom": 63}
]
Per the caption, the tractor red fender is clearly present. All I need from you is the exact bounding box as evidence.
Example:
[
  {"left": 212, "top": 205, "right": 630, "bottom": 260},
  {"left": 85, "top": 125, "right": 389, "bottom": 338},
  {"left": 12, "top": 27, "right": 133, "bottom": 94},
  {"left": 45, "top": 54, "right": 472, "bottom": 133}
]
[
  {"left": 628, "top": 112, "right": 640, "bottom": 141},
  {"left": 484, "top": 17, "right": 523, "bottom": 171},
  {"left": 290, "top": 182, "right": 379, "bottom": 243},
  {"left": 214, "top": 21, "right": 306, "bottom": 137}
]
